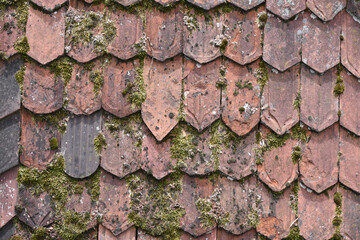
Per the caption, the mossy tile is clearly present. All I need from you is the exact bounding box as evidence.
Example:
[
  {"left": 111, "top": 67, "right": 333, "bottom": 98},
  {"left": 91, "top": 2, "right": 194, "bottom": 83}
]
[{"left": 98, "top": 225, "right": 136, "bottom": 240}]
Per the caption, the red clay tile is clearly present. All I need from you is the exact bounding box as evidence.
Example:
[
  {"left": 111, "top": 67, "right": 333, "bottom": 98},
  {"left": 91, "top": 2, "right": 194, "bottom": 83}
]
[
  {"left": 339, "top": 128, "right": 360, "bottom": 193},
  {"left": 17, "top": 188, "right": 55, "bottom": 229},
  {"left": 20, "top": 109, "right": 60, "bottom": 170},
  {"left": 0, "top": 7, "right": 24, "bottom": 57},
  {"left": 22, "top": 62, "right": 63, "bottom": 114},
  {"left": 98, "top": 225, "right": 136, "bottom": 240},
  {"left": 224, "top": 8, "right": 262, "bottom": 65},
  {"left": 154, "top": 0, "right": 180, "bottom": 5},
  {"left": 137, "top": 229, "right": 160, "bottom": 240},
  {"left": 347, "top": 0, "right": 360, "bottom": 21},
  {"left": 65, "top": 61, "right": 102, "bottom": 115},
  {"left": 102, "top": 57, "right": 139, "bottom": 118},
  {"left": 186, "top": 0, "right": 225, "bottom": 10},
  {"left": 113, "top": 0, "right": 141, "bottom": 6},
  {"left": 307, "top": 0, "right": 346, "bottom": 21},
  {"left": 298, "top": 185, "right": 336, "bottom": 240},
  {"left": 98, "top": 170, "right": 132, "bottom": 236},
  {"left": 145, "top": 7, "right": 183, "bottom": 61},
  {"left": 184, "top": 58, "right": 221, "bottom": 131},
  {"left": 221, "top": 59, "right": 260, "bottom": 136},
  {"left": 180, "top": 230, "right": 217, "bottom": 240},
  {"left": 263, "top": 15, "right": 303, "bottom": 71},
  {"left": 340, "top": 72, "right": 360, "bottom": 136},
  {"left": 0, "top": 56, "right": 22, "bottom": 120},
  {"left": 301, "top": 12, "right": 341, "bottom": 73},
  {"left": 183, "top": 11, "right": 223, "bottom": 64},
  {"left": 340, "top": 187, "right": 360, "bottom": 240},
  {"left": 227, "top": 0, "right": 264, "bottom": 10},
  {"left": 261, "top": 64, "right": 300, "bottom": 135},
  {"left": 300, "top": 64, "right": 338, "bottom": 132},
  {"left": 266, "top": 0, "right": 306, "bottom": 20},
  {"left": 0, "top": 167, "right": 18, "bottom": 228},
  {"left": 30, "top": 0, "right": 67, "bottom": 11},
  {"left": 107, "top": 8, "right": 143, "bottom": 60},
  {"left": 341, "top": 12, "right": 360, "bottom": 78},
  {"left": 217, "top": 229, "right": 258, "bottom": 240},
  {"left": 258, "top": 126, "right": 298, "bottom": 192},
  {"left": 300, "top": 124, "right": 339, "bottom": 193},
  {"left": 142, "top": 56, "right": 182, "bottom": 141},
  {"left": 26, "top": 6, "right": 65, "bottom": 65}
]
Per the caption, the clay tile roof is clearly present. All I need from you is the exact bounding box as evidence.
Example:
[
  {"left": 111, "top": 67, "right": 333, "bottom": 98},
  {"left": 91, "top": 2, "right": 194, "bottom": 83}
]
[
  {"left": 266, "top": 0, "right": 305, "bottom": 20},
  {"left": 30, "top": 0, "right": 67, "bottom": 12},
  {"left": 227, "top": 0, "right": 264, "bottom": 10},
  {"left": 0, "top": 167, "right": 18, "bottom": 229},
  {"left": 307, "top": 0, "right": 346, "bottom": 21}
]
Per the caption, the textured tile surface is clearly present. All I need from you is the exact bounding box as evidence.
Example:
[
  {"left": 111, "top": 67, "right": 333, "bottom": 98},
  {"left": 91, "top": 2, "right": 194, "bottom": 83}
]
[
  {"left": 266, "top": 0, "right": 306, "bottom": 20},
  {"left": 0, "top": 167, "right": 18, "bottom": 228},
  {"left": 307, "top": 0, "right": 346, "bottom": 21}
]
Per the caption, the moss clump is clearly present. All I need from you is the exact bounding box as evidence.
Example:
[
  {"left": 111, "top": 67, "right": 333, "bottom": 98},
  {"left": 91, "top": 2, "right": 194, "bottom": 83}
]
[
  {"left": 32, "top": 109, "right": 69, "bottom": 135},
  {"left": 334, "top": 191, "right": 342, "bottom": 206},
  {"left": 332, "top": 191, "right": 343, "bottom": 239},
  {"left": 247, "top": 195, "right": 262, "bottom": 228},
  {"left": 15, "top": 64, "right": 26, "bottom": 93},
  {"left": 334, "top": 65, "right": 344, "bottom": 96},
  {"left": 216, "top": 65, "right": 227, "bottom": 89},
  {"left": 93, "top": 132, "right": 106, "bottom": 155},
  {"left": 235, "top": 80, "right": 253, "bottom": 90},
  {"left": 256, "top": 11, "right": 268, "bottom": 29},
  {"left": 15, "top": 0, "right": 28, "bottom": 30},
  {"left": 183, "top": 14, "right": 199, "bottom": 32},
  {"left": 291, "top": 145, "right": 302, "bottom": 164},
  {"left": 49, "top": 137, "right": 58, "bottom": 150},
  {"left": 255, "top": 60, "right": 269, "bottom": 94},
  {"left": 49, "top": 57, "right": 73, "bottom": 86},
  {"left": 31, "top": 227, "right": 49, "bottom": 240},
  {"left": 54, "top": 210, "right": 91, "bottom": 240},
  {"left": 291, "top": 124, "right": 308, "bottom": 143},
  {"left": 285, "top": 226, "right": 303, "bottom": 240},
  {"left": 293, "top": 92, "right": 301, "bottom": 111},
  {"left": 85, "top": 169, "right": 101, "bottom": 202},
  {"left": 89, "top": 69, "right": 104, "bottom": 97},
  {"left": 239, "top": 106, "right": 245, "bottom": 113},
  {"left": 290, "top": 181, "right": 299, "bottom": 216},
  {"left": 13, "top": 36, "right": 29, "bottom": 54},
  {"left": 0, "top": 51, "right": 8, "bottom": 60}
]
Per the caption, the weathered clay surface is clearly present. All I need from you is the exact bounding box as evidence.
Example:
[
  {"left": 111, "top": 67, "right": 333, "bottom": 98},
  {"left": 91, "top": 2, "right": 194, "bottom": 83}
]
[
  {"left": 266, "top": 0, "right": 306, "bottom": 20},
  {"left": 186, "top": 0, "right": 225, "bottom": 10},
  {"left": 227, "top": 0, "right": 264, "bottom": 10},
  {"left": 0, "top": 167, "right": 18, "bottom": 228},
  {"left": 347, "top": 0, "right": 360, "bottom": 21},
  {"left": 154, "top": 0, "right": 180, "bottom": 5},
  {"left": 30, "top": 0, "right": 67, "bottom": 11},
  {"left": 217, "top": 229, "right": 257, "bottom": 240},
  {"left": 340, "top": 187, "right": 360, "bottom": 240},
  {"left": 113, "top": 0, "right": 141, "bottom": 6},
  {"left": 98, "top": 225, "right": 136, "bottom": 240},
  {"left": 307, "top": 0, "right": 346, "bottom": 21},
  {"left": 0, "top": 221, "right": 15, "bottom": 240}
]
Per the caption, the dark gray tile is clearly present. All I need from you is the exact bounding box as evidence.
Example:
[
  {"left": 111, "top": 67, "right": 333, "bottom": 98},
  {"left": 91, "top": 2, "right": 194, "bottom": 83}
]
[{"left": 0, "top": 221, "right": 16, "bottom": 240}]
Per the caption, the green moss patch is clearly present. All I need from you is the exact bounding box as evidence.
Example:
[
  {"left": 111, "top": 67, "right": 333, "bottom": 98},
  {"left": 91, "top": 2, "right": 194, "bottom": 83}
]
[
  {"left": 93, "top": 132, "right": 106, "bottom": 156},
  {"left": 216, "top": 64, "right": 227, "bottom": 89},
  {"left": 291, "top": 145, "right": 302, "bottom": 164},
  {"left": 89, "top": 69, "right": 104, "bottom": 97},
  {"left": 255, "top": 60, "right": 269, "bottom": 94},
  {"left": 49, "top": 57, "right": 74, "bottom": 86},
  {"left": 49, "top": 137, "right": 58, "bottom": 150},
  {"left": 32, "top": 109, "right": 69, "bottom": 135},
  {"left": 332, "top": 191, "right": 343, "bottom": 238},
  {"left": 15, "top": 64, "right": 26, "bottom": 93},
  {"left": 334, "top": 65, "right": 344, "bottom": 96},
  {"left": 54, "top": 210, "right": 91, "bottom": 240},
  {"left": 13, "top": 36, "right": 29, "bottom": 54}
]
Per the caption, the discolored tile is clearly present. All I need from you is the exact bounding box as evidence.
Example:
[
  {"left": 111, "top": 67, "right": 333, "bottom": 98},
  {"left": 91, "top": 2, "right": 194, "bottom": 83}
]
[
  {"left": 98, "top": 225, "right": 136, "bottom": 240},
  {"left": 217, "top": 229, "right": 258, "bottom": 240},
  {"left": 22, "top": 62, "right": 63, "bottom": 114},
  {"left": 0, "top": 167, "right": 18, "bottom": 228},
  {"left": 20, "top": 110, "right": 60, "bottom": 170},
  {"left": 301, "top": 12, "right": 341, "bottom": 73},
  {"left": 263, "top": 14, "right": 303, "bottom": 72},
  {"left": 266, "top": 0, "right": 306, "bottom": 20},
  {"left": 0, "top": 221, "right": 16, "bottom": 240},
  {"left": 224, "top": 8, "right": 262, "bottom": 65},
  {"left": 113, "top": 0, "right": 141, "bottom": 6},
  {"left": 98, "top": 170, "right": 132, "bottom": 236},
  {"left": 300, "top": 65, "right": 338, "bottom": 132},
  {"left": 102, "top": 57, "right": 139, "bottom": 118},
  {"left": 307, "top": 0, "right": 346, "bottom": 21},
  {"left": 339, "top": 128, "right": 360, "bottom": 193},
  {"left": 184, "top": 58, "right": 221, "bottom": 131},
  {"left": 300, "top": 124, "right": 339, "bottom": 193},
  {"left": 180, "top": 230, "right": 217, "bottom": 240},
  {"left": 341, "top": 12, "right": 360, "bottom": 78},
  {"left": 142, "top": 56, "right": 182, "bottom": 141},
  {"left": 154, "top": 0, "right": 180, "bottom": 5},
  {"left": 261, "top": 64, "right": 300, "bottom": 135},
  {"left": 137, "top": 229, "right": 160, "bottom": 240},
  {"left": 347, "top": 0, "right": 360, "bottom": 21},
  {"left": 183, "top": 11, "right": 223, "bottom": 64},
  {"left": 26, "top": 6, "right": 65, "bottom": 65},
  {"left": 30, "top": 0, "right": 67, "bottom": 12},
  {"left": 221, "top": 59, "right": 260, "bottom": 136},
  {"left": 227, "top": 0, "right": 264, "bottom": 10},
  {"left": 298, "top": 185, "right": 336, "bottom": 240},
  {"left": 0, "top": 56, "right": 22, "bottom": 120},
  {"left": 61, "top": 111, "right": 101, "bottom": 179},
  {"left": 186, "top": 0, "right": 225, "bottom": 10},
  {"left": 340, "top": 187, "right": 360, "bottom": 240},
  {"left": 145, "top": 6, "right": 183, "bottom": 61}
]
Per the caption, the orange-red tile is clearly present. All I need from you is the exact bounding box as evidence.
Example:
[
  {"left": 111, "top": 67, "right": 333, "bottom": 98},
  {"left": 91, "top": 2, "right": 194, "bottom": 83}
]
[
  {"left": 0, "top": 167, "right": 18, "bottom": 229},
  {"left": 307, "top": 0, "right": 346, "bottom": 21},
  {"left": 340, "top": 187, "right": 360, "bottom": 240},
  {"left": 30, "top": 0, "right": 67, "bottom": 11},
  {"left": 187, "top": 0, "right": 225, "bottom": 10},
  {"left": 227, "top": 0, "right": 264, "bottom": 10},
  {"left": 266, "top": 0, "right": 306, "bottom": 20},
  {"left": 98, "top": 225, "right": 136, "bottom": 240},
  {"left": 217, "top": 229, "right": 257, "bottom": 240}
]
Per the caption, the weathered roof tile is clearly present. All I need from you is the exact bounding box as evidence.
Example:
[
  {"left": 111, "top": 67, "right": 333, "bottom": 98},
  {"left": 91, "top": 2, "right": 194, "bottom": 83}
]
[
  {"left": 0, "top": 221, "right": 15, "bottom": 240},
  {"left": 30, "top": 0, "right": 67, "bottom": 12},
  {"left": 186, "top": 0, "right": 225, "bottom": 10},
  {"left": 154, "top": 0, "right": 180, "bottom": 5},
  {"left": 340, "top": 187, "right": 360, "bottom": 240},
  {"left": 307, "top": 0, "right": 346, "bottom": 21},
  {"left": 113, "top": 0, "right": 141, "bottom": 6},
  {"left": 217, "top": 229, "right": 257, "bottom": 240},
  {"left": 98, "top": 225, "right": 136, "bottom": 240},
  {"left": 227, "top": 0, "right": 264, "bottom": 10},
  {"left": 0, "top": 167, "right": 18, "bottom": 229},
  {"left": 347, "top": 0, "right": 360, "bottom": 21},
  {"left": 266, "top": 0, "right": 306, "bottom": 20}
]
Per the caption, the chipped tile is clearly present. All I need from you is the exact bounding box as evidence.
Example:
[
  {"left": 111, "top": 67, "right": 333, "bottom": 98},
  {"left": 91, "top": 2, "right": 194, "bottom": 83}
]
[
  {"left": 227, "top": 0, "right": 264, "bottom": 10},
  {"left": 22, "top": 62, "right": 63, "bottom": 114},
  {"left": 0, "top": 221, "right": 16, "bottom": 240},
  {"left": 113, "top": 0, "right": 141, "bottom": 6},
  {"left": 20, "top": 110, "right": 60, "bottom": 170},
  {"left": 221, "top": 59, "right": 260, "bottom": 136},
  {"left": 30, "top": 0, "right": 67, "bottom": 12},
  {"left": 0, "top": 56, "right": 22, "bottom": 120},
  {"left": 186, "top": 0, "right": 225, "bottom": 10},
  {"left": 102, "top": 57, "right": 139, "bottom": 118},
  {"left": 347, "top": 0, "right": 360, "bottom": 21},
  {"left": 224, "top": 8, "right": 262, "bottom": 65},
  {"left": 154, "top": 0, "right": 180, "bottom": 5},
  {"left": 26, "top": 6, "right": 65, "bottom": 65},
  {"left": 145, "top": 6, "right": 183, "bottom": 61},
  {"left": 98, "top": 225, "right": 136, "bottom": 240},
  {"left": 261, "top": 64, "right": 300, "bottom": 135},
  {"left": 307, "top": 0, "right": 346, "bottom": 21},
  {"left": 340, "top": 187, "right": 360, "bottom": 240},
  {"left": 300, "top": 124, "right": 339, "bottom": 193},
  {"left": 217, "top": 228, "right": 258, "bottom": 240},
  {"left": 300, "top": 64, "right": 338, "bottom": 132},
  {"left": 0, "top": 167, "right": 18, "bottom": 228},
  {"left": 142, "top": 56, "right": 182, "bottom": 141},
  {"left": 184, "top": 58, "right": 221, "bottom": 131},
  {"left": 61, "top": 111, "right": 101, "bottom": 179},
  {"left": 263, "top": 15, "right": 302, "bottom": 71},
  {"left": 266, "top": 0, "right": 306, "bottom": 20}
]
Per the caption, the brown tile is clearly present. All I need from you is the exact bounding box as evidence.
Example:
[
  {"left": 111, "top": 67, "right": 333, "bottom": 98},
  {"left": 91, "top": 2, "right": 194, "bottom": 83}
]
[
  {"left": 154, "top": 0, "right": 180, "bottom": 5},
  {"left": 300, "top": 64, "right": 338, "bottom": 132},
  {"left": 217, "top": 228, "right": 258, "bottom": 240},
  {"left": 142, "top": 56, "right": 182, "bottom": 141},
  {"left": 307, "top": 0, "right": 346, "bottom": 21},
  {"left": 266, "top": 0, "right": 306, "bottom": 20},
  {"left": 224, "top": 8, "right": 262, "bottom": 65},
  {"left": 339, "top": 128, "right": 360, "bottom": 193},
  {"left": 186, "top": 0, "right": 225, "bottom": 10},
  {"left": 98, "top": 170, "right": 132, "bottom": 236},
  {"left": 347, "top": 0, "right": 360, "bottom": 21},
  {"left": 183, "top": 11, "right": 223, "bottom": 64},
  {"left": 341, "top": 12, "right": 360, "bottom": 78},
  {"left": 301, "top": 12, "right": 341, "bottom": 73},
  {"left": 113, "top": 0, "right": 141, "bottom": 6},
  {"left": 263, "top": 14, "right": 302, "bottom": 71},
  {"left": 98, "top": 225, "right": 136, "bottom": 240},
  {"left": 26, "top": 6, "right": 65, "bottom": 65},
  {"left": 102, "top": 57, "right": 139, "bottom": 118},
  {"left": 65, "top": 61, "right": 102, "bottom": 115},
  {"left": 221, "top": 59, "right": 260, "bottom": 136},
  {"left": 340, "top": 187, "right": 360, "bottom": 240},
  {"left": 22, "top": 62, "right": 63, "bottom": 114},
  {"left": 30, "top": 0, "right": 67, "bottom": 11},
  {"left": 180, "top": 230, "right": 217, "bottom": 240},
  {"left": 107, "top": 8, "right": 143, "bottom": 60},
  {"left": 184, "top": 58, "right": 221, "bottom": 131},
  {"left": 298, "top": 185, "right": 336, "bottom": 240},
  {"left": 20, "top": 109, "right": 60, "bottom": 170},
  {"left": 261, "top": 64, "right": 300, "bottom": 135},
  {"left": 300, "top": 124, "right": 339, "bottom": 193},
  {"left": 227, "top": 0, "right": 264, "bottom": 10},
  {"left": 340, "top": 71, "right": 360, "bottom": 136},
  {"left": 145, "top": 6, "right": 183, "bottom": 61},
  {"left": 137, "top": 229, "right": 160, "bottom": 240},
  {"left": 0, "top": 167, "right": 18, "bottom": 229}
]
